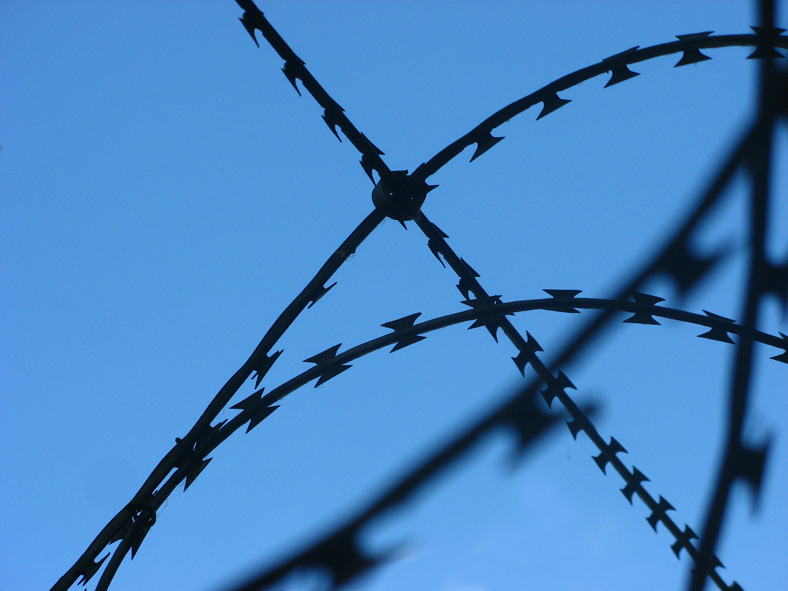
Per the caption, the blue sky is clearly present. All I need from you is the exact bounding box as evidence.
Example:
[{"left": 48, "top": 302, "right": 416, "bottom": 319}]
[{"left": 2, "top": 2, "right": 786, "bottom": 591}]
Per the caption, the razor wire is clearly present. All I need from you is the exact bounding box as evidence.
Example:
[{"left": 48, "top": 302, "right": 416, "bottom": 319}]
[{"left": 49, "top": 3, "right": 787, "bottom": 591}]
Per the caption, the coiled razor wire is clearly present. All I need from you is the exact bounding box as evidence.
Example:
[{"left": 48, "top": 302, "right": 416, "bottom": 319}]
[{"left": 50, "top": 2, "right": 787, "bottom": 591}]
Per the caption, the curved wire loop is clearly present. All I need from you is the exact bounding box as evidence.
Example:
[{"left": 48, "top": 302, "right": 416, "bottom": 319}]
[{"left": 50, "top": 3, "right": 787, "bottom": 590}]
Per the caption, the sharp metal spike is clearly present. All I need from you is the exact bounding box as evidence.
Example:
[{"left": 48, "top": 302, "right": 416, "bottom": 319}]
[
  {"left": 238, "top": 14, "right": 260, "bottom": 47},
  {"left": 620, "top": 467, "right": 649, "bottom": 504},
  {"left": 671, "top": 525, "right": 698, "bottom": 558},
  {"left": 470, "top": 132, "right": 505, "bottom": 162},
  {"left": 322, "top": 109, "right": 342, "bottom": 141},
  {"left": 231, "top": 389, "right": 279, "bottom": 433},
  {"left": 304, "top": 344, "right": 343, "bottom": 366},
  {"left": 463, "top": 294, "right": 508, "bottom": 341},
  {"left": 593, "top": 437, "right": 627, "bottom": 474},
  {"left": 382, "top": 313, "right": 426, "bottom": 352},
  {"left": 246, "top": 404, "right": 278, "bottom": 433},
  {"left": 381, "top": 313, "right": 422, "bottom": 332},
  {"left": 540, "top": 371, "right": 575, "bottom": 407},
  {"left": 646, "top": 496, "right": 675, "bottom": 532},
  {"left": 314, "top": 364, "right": 352, "bottom": 387},
  {"left": 428, "top": 239, "right": 446, "bottom": 267},
  {"left": 389, "top": 335, "right": 427, "bottom": 353},
  {"left": 543, "top": 289, "right": 582, "bottom": 298},
  {"left": 674, "top": 32, "right": 714, "bottom": 66},
  {"left": 623, "top": 304, "right": 661, "bottom": 325},
  {"left": 543, "top": 289, "right": 582, "bottom": 313},
  {"left": 605, "top": 64, "right": 640, "bottom": 87},
  {"left": 537, "top": 91, "right": 571, "bottom": 120},
  {"left": 512, "top": 352, "right": 528, "bottom": 375},
  {"left": 483, "top": 318, "right": 503, "bottom": 341},
  {"left": 457, "top": 277, "right": 474, "bottom": 300},
  {"left": 771, "top": 333, "right": 788, "bottom": 363},
  {"left": 76, "top": 553, "right": 110, "bottom": 586},
  {"left": 675, "top": 47, "right": 712, "bottom": 67},
  {"left": 511, "top": 332, "right": 542, "bottom": 375},
  {"left": 748, "top": 26, "right": 787, "bottom": 59},
  {"left": 360, "top": 154, "right": 376, "bottom": 182},
  {"left": 281, "top": 61, "right": 302, "bottom": 95},
  {"left": 697, "top": 310, "right": 736, "bottom": 343},
  {"left": 524, "top": 331, "right": 543, "bottom": 354},
  {"left": 250, "top": 349, "right": 282, "bottom": 388},
  {"left": 566, "top": 418, "right": 584, "bottom": 439},
  {"left": 127, "top": 508, "right": 156, "bottom": 559},
  {"left": 304, "top": 344, "right": 352, "bottom": 387},
  {"left": 183, "top": 457, "right": 212, "bottom": 491},
  {"left": 601, "top": 49, "right": 641, "bottom": 87},
  {"left": 632, "top": 292, "right": 665, "bottom": 306},
  {"left": 307, "top": 281, "right": 336, "bottom": 308}
]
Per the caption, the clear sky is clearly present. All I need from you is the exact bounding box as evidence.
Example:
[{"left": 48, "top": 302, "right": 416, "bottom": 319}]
[{"left": 2, "top": 2, "right": 786, "bottom": 591}]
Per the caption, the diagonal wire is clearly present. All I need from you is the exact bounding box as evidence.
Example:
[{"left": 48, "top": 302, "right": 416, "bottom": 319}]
[
  {"left": 414, "top": 211, "right": 740, "bottom": 591},
  {"left": 235, "top": 0, "right": 392, "bottom": 182},
  {"left": 50, "top": 209, "right": 385, "bottom": 591}
]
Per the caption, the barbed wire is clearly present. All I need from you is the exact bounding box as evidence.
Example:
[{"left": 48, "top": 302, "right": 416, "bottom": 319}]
[{"left": 50, "top": 2, "right": 786, "bottom": 590}]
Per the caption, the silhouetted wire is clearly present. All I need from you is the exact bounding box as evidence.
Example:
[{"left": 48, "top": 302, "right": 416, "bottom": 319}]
[
  {"left": 51, "top": 209, "right": 387, "bottom": 591},
  {"left": 221, "top": 378, "right": 584, "bottom": 591},
  {"left": 229, "top": 4, "right": 785, "bottom": 589},
  {"left": 414, "top": 208, "right": 742, "bottom": 589},
  {"left": 405, "top": 31, "right": 788, "bottom": 188},
  {"left": 214, "top": 279, "right": 786, "bottom": 591},
  {"left": 689, "top": 1, "right": 786, "bottom": 589},
  {"left": 235, "top": 0, "right": 390, "bottom": 183},
  {"left": 224, "top": 297, "right": 788, "bottom": 429},
  {"left": 49, "top": 3, "right": 788, "bottom": 590}
]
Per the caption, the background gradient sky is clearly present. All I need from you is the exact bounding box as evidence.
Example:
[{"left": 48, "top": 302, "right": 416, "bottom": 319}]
[{"left": 3, "top": 3, "right": 786, "bottom": 590}]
